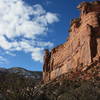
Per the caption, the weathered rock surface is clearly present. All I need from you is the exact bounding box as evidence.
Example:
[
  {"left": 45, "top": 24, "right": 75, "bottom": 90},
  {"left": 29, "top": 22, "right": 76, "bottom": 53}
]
[
  {"left": 43, "top": 1, "right": 100, "bottom": 82},
  {"left": 33, "top": 64, "right": 100, "bottom": 100}
]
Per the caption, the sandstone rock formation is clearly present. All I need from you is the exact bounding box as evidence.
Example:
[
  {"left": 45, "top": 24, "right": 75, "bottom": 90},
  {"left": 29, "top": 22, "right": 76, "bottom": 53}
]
[{"left": 43, "top": 1, "right": 100, "bottom": 82}]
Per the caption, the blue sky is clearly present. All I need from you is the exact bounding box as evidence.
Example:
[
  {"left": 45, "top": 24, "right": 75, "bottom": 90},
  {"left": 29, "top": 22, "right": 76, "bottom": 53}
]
[{"left": 0, "top": 0, "right": 93, "bottom": 71}]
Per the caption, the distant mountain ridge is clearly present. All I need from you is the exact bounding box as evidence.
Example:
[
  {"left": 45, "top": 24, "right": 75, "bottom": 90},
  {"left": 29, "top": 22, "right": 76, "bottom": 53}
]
[
  {"left": 0, "top": 67, "right": 42, "bottom": 99},
  {"left": 0, "top": 67, "right": 42, "bottom": 80}
]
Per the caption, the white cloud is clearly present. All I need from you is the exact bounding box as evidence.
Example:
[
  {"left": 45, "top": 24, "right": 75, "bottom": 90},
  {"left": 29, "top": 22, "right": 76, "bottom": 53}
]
[
  {"left": 0, "top": 36, "right": 11, "bottom": 49},
  {"left": 0, "top": 56, "right": 9, "bottom": 64},
  {"left": 45, "top": 12, "right": 59, "bottom": 24},
  {"left": 5, "top": 51, "right": 16, "bottom": 56},
  {"left": 0, "top": 0, "right": 59, "bottom": 62},
  {"left": 36, "top": 41, "right": 54, "bottom": 48},
  {"left": 32, "top": 48, "right": 43, "bottom": 63}
]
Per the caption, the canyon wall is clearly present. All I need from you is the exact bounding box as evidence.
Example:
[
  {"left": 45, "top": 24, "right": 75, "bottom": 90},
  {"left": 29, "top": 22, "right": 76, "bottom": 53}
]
[{"left": 43, "top": 1, "right": 100, "bottom": 82}]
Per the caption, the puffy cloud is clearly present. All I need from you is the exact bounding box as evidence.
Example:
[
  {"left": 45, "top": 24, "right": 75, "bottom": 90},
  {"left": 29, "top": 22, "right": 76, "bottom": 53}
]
[
  {"left": 0, "top": 0, "right": 59, "bottom": 62},
  {"left": 32, "top": 48, "right": 44, "bottom": 63},
  {"left": 0, "top": 36, "right": 11, "bottom": 50},
  {"left": 45, "top": 12, "right": 59, "bottom": 24}
]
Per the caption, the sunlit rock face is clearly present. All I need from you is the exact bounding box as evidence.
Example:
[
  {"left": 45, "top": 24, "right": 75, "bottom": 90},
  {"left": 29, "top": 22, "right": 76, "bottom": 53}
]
[{"left": 43, "top": 1, "right": 100, "bottom": 82}]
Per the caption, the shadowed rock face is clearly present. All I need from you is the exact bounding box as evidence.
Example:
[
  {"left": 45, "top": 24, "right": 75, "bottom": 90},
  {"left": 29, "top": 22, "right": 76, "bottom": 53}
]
[{"left": 43, "top": 1, "right": 100, "bottom": 82}]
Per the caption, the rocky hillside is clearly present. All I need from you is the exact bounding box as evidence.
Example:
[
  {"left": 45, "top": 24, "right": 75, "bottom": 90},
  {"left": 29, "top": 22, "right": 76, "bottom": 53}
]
[
  {"left": 32, "top": 64, "right": 100, "bottom": 100},
  {"left": 0, "top": 67, "right": 42, "bottom": 100},
  {"left": 0, "top": 64, "right": 99, "bottom": 100},
  {"left": 0, "top": 67, "right": 42, "bottom": 79}
]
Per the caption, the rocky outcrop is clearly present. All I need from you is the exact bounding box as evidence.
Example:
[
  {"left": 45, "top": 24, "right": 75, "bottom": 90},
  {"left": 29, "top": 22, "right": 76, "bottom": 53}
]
[
  {"left": 43, "top": 1, "right": 100, "bottom": 82},
  {"left": 33, "top": 65, "right": 100, "bottom": 100}
]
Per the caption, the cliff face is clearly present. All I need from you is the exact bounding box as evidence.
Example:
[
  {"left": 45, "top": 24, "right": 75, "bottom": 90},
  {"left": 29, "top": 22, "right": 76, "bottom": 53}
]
[{"left": 43, "top": 1, "right": 100, "bottom": 82}]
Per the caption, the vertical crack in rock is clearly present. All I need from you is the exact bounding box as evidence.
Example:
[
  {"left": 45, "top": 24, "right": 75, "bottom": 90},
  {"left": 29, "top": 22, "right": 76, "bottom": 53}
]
[{"left": 90, "top": 26, "right": 97, "bottom": 60}]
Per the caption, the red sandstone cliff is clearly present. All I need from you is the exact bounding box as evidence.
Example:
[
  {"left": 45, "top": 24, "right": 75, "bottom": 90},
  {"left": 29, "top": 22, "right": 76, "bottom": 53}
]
[{"left": 43, "top": 1, "right": 100, "bottom": 82}]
